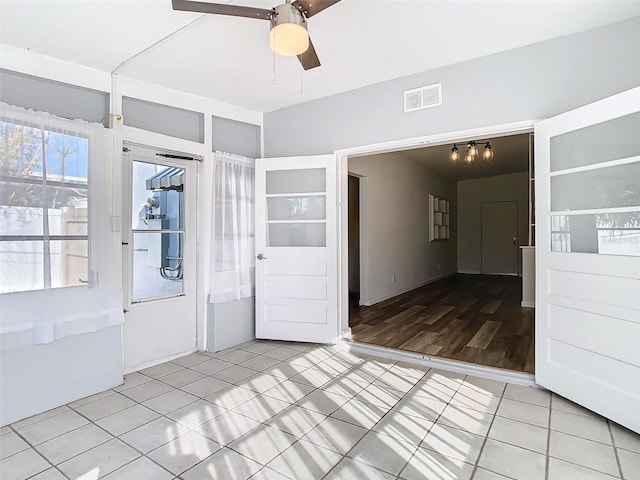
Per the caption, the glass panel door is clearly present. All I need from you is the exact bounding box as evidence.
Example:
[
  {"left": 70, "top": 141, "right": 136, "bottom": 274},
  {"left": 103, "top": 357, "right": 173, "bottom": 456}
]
[{"left": 265, "top": 168, "right": 327, "bottom": 247}]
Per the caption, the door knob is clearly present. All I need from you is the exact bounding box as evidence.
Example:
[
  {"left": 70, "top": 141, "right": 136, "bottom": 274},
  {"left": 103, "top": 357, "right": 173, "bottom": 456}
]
[{"left": 257, "top": 253, "right": 267, "bottom": 260}]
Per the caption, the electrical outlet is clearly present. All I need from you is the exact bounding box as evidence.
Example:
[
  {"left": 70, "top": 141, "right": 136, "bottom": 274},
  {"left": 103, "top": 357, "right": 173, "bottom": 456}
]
[
  {"left": 392, "top": 274, "right": 396, "bottom": 283},
  {"left": 110, "top": 216, "right": 122, "bottom": 232}
]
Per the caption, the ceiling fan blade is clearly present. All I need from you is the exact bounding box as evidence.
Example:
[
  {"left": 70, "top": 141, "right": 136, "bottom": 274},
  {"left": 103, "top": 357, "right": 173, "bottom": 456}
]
[
  {"left": 171, "top": 0, "right": 272, "bottom": 20},
  {"left": 298, "top": 38, "right": 321, "bottom": 70},
  {"left": 292, "top": 0, "right": 341, "bottom": 18}
]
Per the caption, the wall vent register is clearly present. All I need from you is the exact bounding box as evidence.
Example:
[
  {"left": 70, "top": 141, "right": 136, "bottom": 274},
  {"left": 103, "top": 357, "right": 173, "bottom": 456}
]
[{"left": 404, "top": 83, "right": 442, "bottom": 113}]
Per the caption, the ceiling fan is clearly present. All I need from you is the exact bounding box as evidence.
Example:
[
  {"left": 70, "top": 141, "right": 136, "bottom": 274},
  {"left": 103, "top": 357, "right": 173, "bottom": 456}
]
[{"left": 172, "top": 0, "right": 341, "bottom": 70}]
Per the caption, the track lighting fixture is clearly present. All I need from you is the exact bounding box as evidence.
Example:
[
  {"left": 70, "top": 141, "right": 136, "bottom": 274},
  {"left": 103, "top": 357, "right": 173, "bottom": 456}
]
[
  {"left": 450, "top": 145, "right": 460, "bottom": 163},
  {"left": 448, "top": 139, "right": 494, "bottom": 164}
]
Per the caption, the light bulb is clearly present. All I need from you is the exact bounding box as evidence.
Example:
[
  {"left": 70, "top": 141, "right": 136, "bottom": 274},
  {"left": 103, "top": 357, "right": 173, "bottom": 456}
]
[
  {"left": 464, "top": 151, "right": 474, "bottom": 164},
  {"left": 469, "top": 142, "right": 478, "bottom": 158},
  {"left": 483, "top": 142, "right": 494, "bottom": 161},
  {"left": 450, "top": 145, "right": 459, "bottom": 163}
]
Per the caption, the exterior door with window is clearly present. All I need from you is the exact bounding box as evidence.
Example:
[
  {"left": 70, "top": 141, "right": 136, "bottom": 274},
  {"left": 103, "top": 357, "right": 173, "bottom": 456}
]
[
  {"left": 254, "top": 155, "right": 338, "bottom": 343},
  {"left": 535, "top": 86, "right": 640, "bottom": 433},
  {"left": 122, "top": 145, "right": 197, "bottom": 372}
]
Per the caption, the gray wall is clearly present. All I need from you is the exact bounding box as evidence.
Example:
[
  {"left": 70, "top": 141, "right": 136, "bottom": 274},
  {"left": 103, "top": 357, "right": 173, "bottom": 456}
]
[
  {"left": 349, "top": 154, "right": 456, "bottom": 305},
  {"left": 0, "top": 69, "right": 109, "bottom": 123},
  {"left": 122, "top": 97, "right": 204, "bottom": 143},
  {"left": 212, "top": 115, "right": 261, "bottom": 158},
  {"left": 457, "top": 172, "right": 529, "bottom": 275},
  {"left": 264, "top": 16, "right": 640, "bottom": 157},
  {"left": 209, "top": 116, "right": 262, "bottom": 352}
]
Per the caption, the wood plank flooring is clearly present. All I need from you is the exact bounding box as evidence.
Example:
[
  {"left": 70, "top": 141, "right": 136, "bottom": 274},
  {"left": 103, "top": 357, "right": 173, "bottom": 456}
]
[{"left": 347, "top": 274, "right": 535, "bottom": 373}]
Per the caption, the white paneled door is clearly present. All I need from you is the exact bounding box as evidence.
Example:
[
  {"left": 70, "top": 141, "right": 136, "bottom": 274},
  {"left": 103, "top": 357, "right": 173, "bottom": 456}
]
[
  {"left": 255, "top": 155, "right": 338, "bottom": 343},
  {"left": 535, "top": 86, "right": 640, "bottom": 433}
]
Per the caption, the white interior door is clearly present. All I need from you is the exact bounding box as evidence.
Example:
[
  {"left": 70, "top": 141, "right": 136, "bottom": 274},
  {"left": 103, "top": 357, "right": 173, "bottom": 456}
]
[
  {"left": 255, "top": 155, "right": 337, "bottom": 343},
  {"left": 122, "top": 145, "right": 197, "bottom": 372},
  {"left": 481, "top": 201, "right": 518, "bottom": 275},
  {"left": 535, "top": 86, "right": 640, "bottom": 433}
]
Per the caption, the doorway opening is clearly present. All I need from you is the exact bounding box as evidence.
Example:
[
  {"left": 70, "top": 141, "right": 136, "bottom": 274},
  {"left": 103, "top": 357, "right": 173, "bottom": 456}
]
[{"left": 343, "top": 129, "right": 536, "bottom": 373}]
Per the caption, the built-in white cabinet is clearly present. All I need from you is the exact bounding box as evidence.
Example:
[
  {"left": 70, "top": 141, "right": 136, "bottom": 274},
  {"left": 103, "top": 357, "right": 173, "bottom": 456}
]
[{"left": 429, "top": 194, "right": 450, "bottom": 241}]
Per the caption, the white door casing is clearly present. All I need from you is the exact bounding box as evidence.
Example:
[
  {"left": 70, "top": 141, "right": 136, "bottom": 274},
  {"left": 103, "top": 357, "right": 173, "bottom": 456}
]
[
  {"left": 255, "top": 155, "right": 338, "bottom": 343},
  {"left": 481, "top": 201, "right": 519, "bottom": 275},
  {"left": 122, "top": 145, "right": 198, "bottom": 372},
  {"left": 535, "top": 86, "right": 640, "bottom": 433}
]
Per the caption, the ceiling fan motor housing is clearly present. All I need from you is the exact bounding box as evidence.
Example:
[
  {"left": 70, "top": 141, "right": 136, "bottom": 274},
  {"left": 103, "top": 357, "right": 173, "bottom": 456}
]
[{"left": 270, "top": 3, "right": 309, "bottom": 56}]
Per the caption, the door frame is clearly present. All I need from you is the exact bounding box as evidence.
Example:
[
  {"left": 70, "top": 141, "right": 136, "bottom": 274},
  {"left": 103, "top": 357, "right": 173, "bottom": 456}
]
[
  {"left": 113, "top": 126, "right": 211, "bottom": 369},
  {"left": 335, "top": 119, "right": 538, "bottom": 339}
]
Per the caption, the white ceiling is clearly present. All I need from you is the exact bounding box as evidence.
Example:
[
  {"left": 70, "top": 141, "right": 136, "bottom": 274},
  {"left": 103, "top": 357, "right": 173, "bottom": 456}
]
[{"left": 1, "top": 1, "right": 640, "bottom": 113}]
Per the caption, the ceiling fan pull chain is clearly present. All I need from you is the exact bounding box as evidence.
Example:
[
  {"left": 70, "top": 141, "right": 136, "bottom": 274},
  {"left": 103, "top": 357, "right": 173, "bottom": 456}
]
[{"left": 272, "top": 48, "right": 277, "bottom": 82}]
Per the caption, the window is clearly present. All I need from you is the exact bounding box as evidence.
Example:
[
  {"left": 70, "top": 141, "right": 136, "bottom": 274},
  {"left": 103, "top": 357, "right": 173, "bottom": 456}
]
[
  {"left": 549, "top": 111, "right": 640, "bottom": 256},
  {"left": 0, "top": 120, "right": 89, "bottom": 293},
  {"left": 1, "top": 103, "right": 122, "bottom": 351}
]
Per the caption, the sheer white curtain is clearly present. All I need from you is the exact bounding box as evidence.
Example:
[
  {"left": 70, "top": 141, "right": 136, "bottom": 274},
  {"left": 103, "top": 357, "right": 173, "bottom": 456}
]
[
  {"left": 0, "top": 103, "right": 124, "bottom": 350},
  {"left": 208, "top": 151, "right": 255, "bottom": 303}
]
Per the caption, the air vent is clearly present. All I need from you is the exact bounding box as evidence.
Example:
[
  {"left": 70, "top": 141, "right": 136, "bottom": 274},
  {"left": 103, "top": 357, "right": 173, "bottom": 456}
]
[{"left": 404, "top": 83, "right": 442, "bottom": 113}]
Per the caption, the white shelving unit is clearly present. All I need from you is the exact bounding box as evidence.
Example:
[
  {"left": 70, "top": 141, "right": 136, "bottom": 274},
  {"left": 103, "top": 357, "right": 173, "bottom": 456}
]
[{"left": 429, "top": 194, "right": 450, "bottom": 241}]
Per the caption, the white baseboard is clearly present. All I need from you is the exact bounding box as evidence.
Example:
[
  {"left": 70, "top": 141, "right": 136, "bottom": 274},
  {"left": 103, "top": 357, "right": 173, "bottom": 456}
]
[
  {"left": 337, "top": 339, "right": 538, "bottom": 387},
  {"left": 521, "top": 301, "right": 535, "bottom": 308},
  {"left": 361, "top": 271, "right": 456, "bottom": 306},
  {"left": 124, "top": 348, "right": 197, "bottom": 375}
]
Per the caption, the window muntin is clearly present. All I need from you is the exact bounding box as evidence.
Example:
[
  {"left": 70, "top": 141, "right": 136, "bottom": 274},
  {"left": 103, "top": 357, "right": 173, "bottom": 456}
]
[{"left": 0, "top": 120, "right": 89, "bottom": 293}]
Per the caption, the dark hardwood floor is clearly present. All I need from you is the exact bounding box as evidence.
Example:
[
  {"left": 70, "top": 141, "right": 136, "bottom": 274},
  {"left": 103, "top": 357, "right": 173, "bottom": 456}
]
[{"left": 347, "top": 274, "right": 535, "bottom": 373}]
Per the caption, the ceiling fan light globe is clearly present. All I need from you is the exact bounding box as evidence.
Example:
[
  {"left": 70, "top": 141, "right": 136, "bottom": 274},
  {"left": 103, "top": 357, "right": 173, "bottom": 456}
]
[{"left": 270, "top": 23, "right": 309, "bottom": 56}]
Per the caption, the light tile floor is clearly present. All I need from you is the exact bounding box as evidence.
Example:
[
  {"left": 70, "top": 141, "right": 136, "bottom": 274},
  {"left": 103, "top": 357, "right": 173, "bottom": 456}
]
[{"left": 2, "top": 340, "right": 639, "bottom": 480}]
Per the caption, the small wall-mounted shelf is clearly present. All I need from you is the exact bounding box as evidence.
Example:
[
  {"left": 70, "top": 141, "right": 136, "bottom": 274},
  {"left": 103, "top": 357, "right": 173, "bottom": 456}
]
[{"left": 429, "top": 194, "right": 450, "bottom": 241}]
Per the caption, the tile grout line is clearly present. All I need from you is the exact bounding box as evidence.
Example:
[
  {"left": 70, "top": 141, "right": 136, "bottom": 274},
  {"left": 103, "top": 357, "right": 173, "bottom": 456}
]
[
  {"left": 319, "top": 359, "right": 424, "bottom": 480},
  {"left": 545, "top": 395, "right": 552, "bottom": 480},
  {"left": 468, "top": 380, "right": 507, "bottom": 480},
  {"left": 63, "top": 399, "right": 178, "bottom": 479},
  {"left": 6, "top": 344, "right": 318, "bottom": 479},
  {"left": 7, "top": 425, "right": 65, "bottom": 479},
  {"left": 130, "top": 343, "right": 369, "bottom": 478}
]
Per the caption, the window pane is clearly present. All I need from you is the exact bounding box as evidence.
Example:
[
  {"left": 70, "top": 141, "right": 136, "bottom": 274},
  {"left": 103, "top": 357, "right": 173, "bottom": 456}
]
[
  {"left": 132, "top": 161, "right": 184, "bottom": 230},
  {"left": 267, "top": 196, "right": 326, "bottom": 221},
  {"left": 267, "top": 223, "right": 326, "bottom": 247},
  {"left": 550, "top": 212, "right": 640, "bottom": 256},
  {"left": 550, "top": 162, "right": 640, "bottom": 211},
  {"left": 0, "top": 201, "right": 44, "bottom": 236},
  {"left": 132, "top": 231, "right": 184, "bottom": 301},
  {"left": 45, "top": 131, "right": 88, "bottom": 183},
  {"left": 50, "top": 239, "right": 88, "bottom": 288},
  {"left": 550, "top": 112, "right": 640, "bottom": 171},
  {"left": 0, "top": 240, "right": 43, "bottom": 293},
  {"left": 266, "top": 168, "right": 326, "bottom": 194}
]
